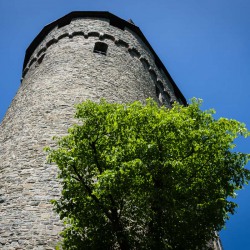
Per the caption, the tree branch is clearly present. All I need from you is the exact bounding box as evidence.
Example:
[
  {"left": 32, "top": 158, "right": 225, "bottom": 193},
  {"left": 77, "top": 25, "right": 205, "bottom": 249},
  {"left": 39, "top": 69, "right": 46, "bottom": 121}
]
[
  {"left": 71, "top": 162, "right": 113, "bottom": 222},
  {"left": 89, "top": 141, "right": 103, "bottom": 174}
]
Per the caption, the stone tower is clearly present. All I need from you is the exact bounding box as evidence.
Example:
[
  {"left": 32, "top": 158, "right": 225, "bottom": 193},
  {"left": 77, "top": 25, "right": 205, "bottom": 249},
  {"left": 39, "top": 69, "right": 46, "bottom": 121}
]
[{"left": 0, "top": 12, "right": 187, "bottom": 249}]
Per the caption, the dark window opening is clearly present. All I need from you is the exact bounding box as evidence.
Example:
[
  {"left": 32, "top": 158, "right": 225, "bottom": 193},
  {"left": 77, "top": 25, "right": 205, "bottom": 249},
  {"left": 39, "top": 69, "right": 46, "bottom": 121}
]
[{"left": 93, "top": 42, "right": 108, "bottom": 55}]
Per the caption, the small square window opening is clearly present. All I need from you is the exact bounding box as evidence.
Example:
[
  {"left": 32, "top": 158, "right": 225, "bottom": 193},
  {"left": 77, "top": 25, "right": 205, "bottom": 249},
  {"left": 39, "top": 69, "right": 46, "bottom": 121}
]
[{"left": 93, "top": 42, "right": 108, "bottom": 55}]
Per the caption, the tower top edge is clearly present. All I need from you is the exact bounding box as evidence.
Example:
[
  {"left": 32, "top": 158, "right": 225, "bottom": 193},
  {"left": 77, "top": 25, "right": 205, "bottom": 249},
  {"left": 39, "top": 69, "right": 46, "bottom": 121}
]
[
  {"left": 23, "top": 11, "right": 138, "bottom": 70},
  {"left": 23, "top": 11, "right": 187, "bottom": 105}
]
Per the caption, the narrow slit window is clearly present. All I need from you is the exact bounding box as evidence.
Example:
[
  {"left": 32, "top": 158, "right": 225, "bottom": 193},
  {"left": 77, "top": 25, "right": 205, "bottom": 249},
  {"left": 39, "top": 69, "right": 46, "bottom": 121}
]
[{"left": 93, "top": 42, "right": 108, "bottom": 55}]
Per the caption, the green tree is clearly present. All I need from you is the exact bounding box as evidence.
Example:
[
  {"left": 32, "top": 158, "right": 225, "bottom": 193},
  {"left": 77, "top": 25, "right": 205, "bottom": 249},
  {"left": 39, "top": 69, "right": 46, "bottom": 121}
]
[{"left": 46, "top": 99, "right": 250, "bottom": 250}]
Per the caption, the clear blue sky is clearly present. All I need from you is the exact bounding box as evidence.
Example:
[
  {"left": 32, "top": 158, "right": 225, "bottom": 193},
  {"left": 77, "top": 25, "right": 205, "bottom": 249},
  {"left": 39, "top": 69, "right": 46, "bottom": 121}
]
[{"left": 1, "top": 1, "right": 250, "bottom": 249}]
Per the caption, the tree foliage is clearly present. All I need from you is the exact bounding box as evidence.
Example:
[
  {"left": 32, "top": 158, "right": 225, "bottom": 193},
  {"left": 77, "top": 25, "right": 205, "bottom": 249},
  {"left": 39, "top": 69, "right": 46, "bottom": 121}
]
[{"left": 46, "top": 99, "right": 250, "bottom": 250}]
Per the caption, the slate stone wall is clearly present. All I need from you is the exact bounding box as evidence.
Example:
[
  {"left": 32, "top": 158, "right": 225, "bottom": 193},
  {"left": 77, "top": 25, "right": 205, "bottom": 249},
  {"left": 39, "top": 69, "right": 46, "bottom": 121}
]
[{"left": 0, "top": 16, "right": 181, "bottom": 249}]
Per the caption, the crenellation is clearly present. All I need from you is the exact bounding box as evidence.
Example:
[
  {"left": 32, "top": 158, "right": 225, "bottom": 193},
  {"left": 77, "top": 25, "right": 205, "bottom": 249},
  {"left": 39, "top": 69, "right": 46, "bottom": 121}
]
[{"left": 46, "top": 38, "right": 58, "bottom": 48}]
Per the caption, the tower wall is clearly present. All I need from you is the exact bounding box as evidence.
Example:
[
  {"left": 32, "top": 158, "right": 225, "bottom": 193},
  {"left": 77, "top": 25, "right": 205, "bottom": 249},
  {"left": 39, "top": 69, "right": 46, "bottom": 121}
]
[{"left": 0, "top": 12, "right": 186, "bottom": 249}]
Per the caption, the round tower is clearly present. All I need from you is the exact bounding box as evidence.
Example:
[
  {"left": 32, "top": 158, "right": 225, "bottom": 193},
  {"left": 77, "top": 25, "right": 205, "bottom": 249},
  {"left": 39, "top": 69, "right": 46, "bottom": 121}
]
[{"left": 0, "top": 12, "right": 186, "bottom": 249}]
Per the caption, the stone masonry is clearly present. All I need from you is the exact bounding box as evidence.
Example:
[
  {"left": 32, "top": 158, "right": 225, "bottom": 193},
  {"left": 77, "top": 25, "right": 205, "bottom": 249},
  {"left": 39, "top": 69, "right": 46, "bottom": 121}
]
[{"left": 0, "top": 11, "right": 189, "bottom": 249}]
